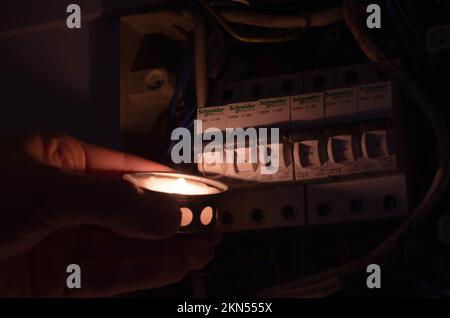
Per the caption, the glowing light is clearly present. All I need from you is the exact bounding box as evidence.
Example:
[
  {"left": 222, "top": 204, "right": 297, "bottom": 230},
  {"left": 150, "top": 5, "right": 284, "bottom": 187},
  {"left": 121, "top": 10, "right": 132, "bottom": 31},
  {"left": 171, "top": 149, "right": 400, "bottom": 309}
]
[{"left": 143, "top": 177, "right": 219, "bottom": 195}]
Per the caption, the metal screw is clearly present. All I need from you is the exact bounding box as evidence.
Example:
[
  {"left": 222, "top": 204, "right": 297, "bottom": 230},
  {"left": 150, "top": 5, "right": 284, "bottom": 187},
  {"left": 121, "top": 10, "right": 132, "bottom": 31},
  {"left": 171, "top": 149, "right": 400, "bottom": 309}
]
[
  {"left": 383, "top": 195, "right": 398, "bottom": 212},
  {"left": 145, "top": 69, "right": 165, "bottom": 90},
  {"left": 317, "top": 203, "right": 331, "bottom": 217},
  {"left": 251, "top": 209, "right": 264, "bottom": 224},
  {"left": 282, "top": 206, "right": 297, "bottom": 221}
]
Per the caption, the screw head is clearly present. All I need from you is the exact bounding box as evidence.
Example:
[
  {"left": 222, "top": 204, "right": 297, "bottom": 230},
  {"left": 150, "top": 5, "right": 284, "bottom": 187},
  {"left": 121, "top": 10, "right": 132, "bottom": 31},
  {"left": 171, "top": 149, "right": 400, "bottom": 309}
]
[
  {"left": 145, "top": 69, "right": 165, "bottom": 90},
  {"left": 317, "top": 203, "right": 331, "bottom": 217},
  {"left": 251, "top": 209, "right": 264, "bottom": 224},
  {"left": 282, "top": 206, "right": 297, "bottom": 221},
  {"left": 383, "top": 195, "right": 398, "bottom": 212},
  {"left": 350, "top": 199, "right": 365, "bottom": 214}
]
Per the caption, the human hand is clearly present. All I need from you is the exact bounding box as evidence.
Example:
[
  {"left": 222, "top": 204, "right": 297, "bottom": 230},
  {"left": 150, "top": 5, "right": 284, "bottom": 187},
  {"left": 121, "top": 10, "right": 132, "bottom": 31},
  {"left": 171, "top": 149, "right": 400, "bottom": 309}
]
[{"left": 0, "top": 133, "right": 218, "bottom": 297}]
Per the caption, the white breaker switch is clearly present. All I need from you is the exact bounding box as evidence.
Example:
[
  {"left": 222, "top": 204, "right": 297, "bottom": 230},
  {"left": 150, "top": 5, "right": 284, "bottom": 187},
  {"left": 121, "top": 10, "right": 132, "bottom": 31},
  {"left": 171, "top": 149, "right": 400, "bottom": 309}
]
[
  {"left": 198, "top": 148, "right": 227, "bottom": 178},
  {"left": 196, "top": 105, "right": 229, "bottom": 178},
  {"left": 257, "top": 96, "right": 293, "bottom": 183},
  {"left": 327, "top": 132, "right": 363, "bottom": 177},
  {"left": 293, "top": 137, "right": 328, "bottom": 182},
  {"left": 235, "top": 147, "right": 259, "bottom": 174},
  {"left": 357, "top": 80, "right": 405, "bottom": 175},
  {"left": 224, "top": 145, "right": 260, "bottom": 186},
  {"left": 361, "top": 128, "right": 397, "bottom": 173},
  {"left": 258, "top": 143, "right": 294, "bottom": 183},
  {"left": 225, "top": 101, "right": 259, "bottom": 186}
]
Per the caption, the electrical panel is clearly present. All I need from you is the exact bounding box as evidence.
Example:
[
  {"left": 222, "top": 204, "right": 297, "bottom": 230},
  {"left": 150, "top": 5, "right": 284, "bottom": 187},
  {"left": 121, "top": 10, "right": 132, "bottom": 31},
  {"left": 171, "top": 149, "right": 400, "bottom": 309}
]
[{"left": 196, "top": 62, "right": 409, "bottom": 232}]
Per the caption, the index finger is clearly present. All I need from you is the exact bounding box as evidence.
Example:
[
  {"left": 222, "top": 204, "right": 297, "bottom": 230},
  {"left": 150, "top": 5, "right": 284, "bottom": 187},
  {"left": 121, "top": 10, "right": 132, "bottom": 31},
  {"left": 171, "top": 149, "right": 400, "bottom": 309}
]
[{"left": 79, "top": 140, "right": 173, "bottom": 175}]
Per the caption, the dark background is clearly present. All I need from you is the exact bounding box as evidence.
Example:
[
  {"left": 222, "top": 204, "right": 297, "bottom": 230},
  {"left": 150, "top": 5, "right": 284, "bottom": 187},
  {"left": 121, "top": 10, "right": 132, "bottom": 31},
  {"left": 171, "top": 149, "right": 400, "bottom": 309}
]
[{"left": 1, "top": 0, "right": 450, "bottom": 298}]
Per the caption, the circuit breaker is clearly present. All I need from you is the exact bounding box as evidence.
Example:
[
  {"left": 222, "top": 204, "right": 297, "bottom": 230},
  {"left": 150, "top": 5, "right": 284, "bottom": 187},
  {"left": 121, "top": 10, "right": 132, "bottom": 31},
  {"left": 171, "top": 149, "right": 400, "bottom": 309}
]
[{"left": 197, "top": 61, "right": 409, "bottom": 231}]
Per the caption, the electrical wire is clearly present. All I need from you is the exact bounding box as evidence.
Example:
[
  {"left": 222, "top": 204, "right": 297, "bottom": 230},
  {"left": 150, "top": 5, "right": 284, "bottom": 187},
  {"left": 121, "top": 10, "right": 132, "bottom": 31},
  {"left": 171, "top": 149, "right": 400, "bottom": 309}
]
[
  {"left": 192, "top": 10, "right": 209, "bottom": 108},
  {"left": 165, "top": 50, "right": 194, "bottom": 155},
  {"left": 392, "top": 0, "right": 427, "bottom": 53},
  {"left": 197, "top": 0, "right": 305, "bottom": 43},
  {"left": 386, "top": 0, "right": 425, "bottom": 80},
  {"left": 168, "top": 53, "right": 193, "bottom": 130},
  {"left": 257, "top": 0, "right": 450, "bottom": 298},
  {"left": 219, "top": 7, "right": 344, "bottom": 29},
  {"left": 206, "top": 3, "right": 231, "bottom": 82}
]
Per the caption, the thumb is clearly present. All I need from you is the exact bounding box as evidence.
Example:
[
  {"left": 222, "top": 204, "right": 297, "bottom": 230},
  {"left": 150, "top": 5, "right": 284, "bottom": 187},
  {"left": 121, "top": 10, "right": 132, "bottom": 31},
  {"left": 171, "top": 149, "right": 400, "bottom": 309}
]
[{"left": 37, "top": 167, "right": 181, "bottom": 239}]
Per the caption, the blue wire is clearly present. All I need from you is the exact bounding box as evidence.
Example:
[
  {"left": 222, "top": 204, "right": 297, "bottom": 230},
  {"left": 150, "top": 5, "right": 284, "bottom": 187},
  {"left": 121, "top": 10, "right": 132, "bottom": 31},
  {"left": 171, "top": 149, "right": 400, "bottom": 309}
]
[
  {"left": 165, "top": 50, "right": 197, "bottom": 156},
  {"left": 184, "top": 80, "right": 192, "bottom": 117},
  {"left": 168, "top": 50, "right": 194, "bottom": 131},
  {"left": 162, "top": 51, "right": 194, "bottom": 157}
]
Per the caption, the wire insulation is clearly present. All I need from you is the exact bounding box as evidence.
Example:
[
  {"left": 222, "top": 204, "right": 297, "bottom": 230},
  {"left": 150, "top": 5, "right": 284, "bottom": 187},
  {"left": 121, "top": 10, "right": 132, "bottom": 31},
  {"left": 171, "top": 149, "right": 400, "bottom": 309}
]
[
  {"left": 219, "top": 7, "right": 343, "bottom": 29},
  {"left": 257, "top": 0, "right": 450, "bottom": 298},
  {"left": 197, "top": 0, "right": 305, "bottom": 43},
  {"left": 192, "top": 10, "right": 209, "bottom": 108}
]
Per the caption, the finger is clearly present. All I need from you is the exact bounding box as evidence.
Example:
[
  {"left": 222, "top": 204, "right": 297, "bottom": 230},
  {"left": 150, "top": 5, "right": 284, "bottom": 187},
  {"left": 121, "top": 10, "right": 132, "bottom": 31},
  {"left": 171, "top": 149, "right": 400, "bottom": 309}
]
[
  {"left": 23, "top": 133, "right": 173, "bottom": 175},
  {"left": 73, "top": 227, "right": 215, "bottom": 270},
  {"left": 37, "top": 168, "right": 181, "bottom": 239},
  {"left": 79, "top": 139, "right": 174, "bottom": 175},
  {"left": 64, "top": 254, "right": 188, "bottom": 298}
]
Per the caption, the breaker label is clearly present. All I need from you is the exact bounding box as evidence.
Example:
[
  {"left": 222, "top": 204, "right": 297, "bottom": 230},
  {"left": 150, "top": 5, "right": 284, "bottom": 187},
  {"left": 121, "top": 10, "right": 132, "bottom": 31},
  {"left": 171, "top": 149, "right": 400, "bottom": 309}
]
[
  {"left": 197, "top": 106, "right": 228, "bottom": 131},
  {"left": 229, "top": 103, "right": 256, "bottom": 113},
  {"left": 227, "top": 102, "right": 258, "bottom": 128},
  {"left": 258, "top": 97, "right": 290, "bottom": 127},
  {"left": 358, "top": 81, "right": 392, "bottom": 114},
  {"left": 325, "top": 87, "right": 357, "bottom": 119},
  {"left": 291, "top": 93, "right": 324, "bottom": 123}
]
